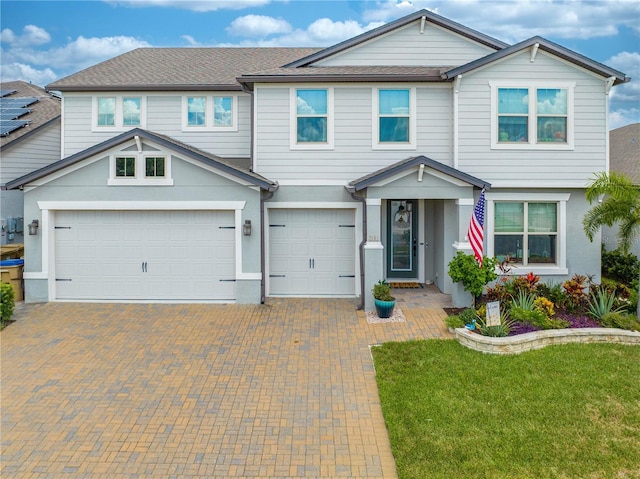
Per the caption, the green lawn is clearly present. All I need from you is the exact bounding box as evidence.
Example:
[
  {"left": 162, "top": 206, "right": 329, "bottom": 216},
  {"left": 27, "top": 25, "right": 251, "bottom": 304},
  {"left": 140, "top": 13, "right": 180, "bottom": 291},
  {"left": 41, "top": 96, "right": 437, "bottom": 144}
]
[{"left": 372, "top": 340, "right": 640, "bottom": 479}]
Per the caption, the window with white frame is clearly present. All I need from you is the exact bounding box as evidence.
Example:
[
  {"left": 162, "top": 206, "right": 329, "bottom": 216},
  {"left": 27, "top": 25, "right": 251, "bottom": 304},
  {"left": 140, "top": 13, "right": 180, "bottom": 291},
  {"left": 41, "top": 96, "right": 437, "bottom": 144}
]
[
  {"left": 487, "top": 193, "right": 569, "bottom": 273},
  {"left": 94, "top": 95, "right": 145, "bottom": 130},
  {"left": 145, "top": 157, "right": 166, "bottom": 178},
  {"left": 182, "top": 95, "right": 238, "bottom": 131},
  {"left": 115, "top": 156, "right": 136, "bottom": 178},
  {"left": 290, "top": 88, "right": 333, "bottom": 149},
  {"left": 109, "top": 152, "right": 173, "bottom": 186},
  {"left": 491, "top": 82, "right": 574, "bottom": 149},
  {"left": 372, "top": 87, "right": 416, "bottom": 150}
]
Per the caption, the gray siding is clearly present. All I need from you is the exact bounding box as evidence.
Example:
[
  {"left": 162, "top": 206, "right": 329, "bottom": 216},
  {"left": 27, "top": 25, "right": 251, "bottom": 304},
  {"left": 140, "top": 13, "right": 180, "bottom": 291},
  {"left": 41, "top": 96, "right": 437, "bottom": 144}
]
[
  {"left": 62, "top": 92, "right": 252, "bottom": 159},
  {"left": 1, "top": 121, "right": 61, "bottom": 184},
  {"left": 456, "top": 51, "right": 608, "bottom": 187},
  {"left": 254, "top": 84, "right": 452, "bottom": 181},
  {"left": 315, "top": 22, "right": 495, "bottom": 67}
]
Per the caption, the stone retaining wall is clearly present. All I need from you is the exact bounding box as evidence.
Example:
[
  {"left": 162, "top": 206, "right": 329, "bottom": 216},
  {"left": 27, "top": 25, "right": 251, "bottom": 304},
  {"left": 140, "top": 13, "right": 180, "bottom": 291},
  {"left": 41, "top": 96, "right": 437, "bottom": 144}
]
[{"left": 455, "top": 327, "right": 640, "bottom": 355}]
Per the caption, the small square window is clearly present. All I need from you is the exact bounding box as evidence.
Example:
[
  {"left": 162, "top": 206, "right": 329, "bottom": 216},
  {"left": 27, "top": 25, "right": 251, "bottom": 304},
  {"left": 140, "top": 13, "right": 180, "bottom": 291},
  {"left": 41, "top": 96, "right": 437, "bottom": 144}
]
[
  {"left": 115, "top": 157, "right": 136, "bottom": 177},
  {"left": 145, "top": 157, "right": 165, "bottom": 177},
  {"left": 97, "top": 97, "right": 115, "bottom": 126}
]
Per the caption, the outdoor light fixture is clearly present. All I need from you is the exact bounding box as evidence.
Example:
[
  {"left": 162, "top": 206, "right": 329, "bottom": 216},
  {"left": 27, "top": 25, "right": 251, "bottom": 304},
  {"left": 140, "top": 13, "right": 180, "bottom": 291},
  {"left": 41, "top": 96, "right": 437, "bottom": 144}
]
[
  {"left": 28, "top": 219, "right": 39, "bottom": 235},
  {"left": 243, "top": 219, "right": 252, "bottom": 236}
]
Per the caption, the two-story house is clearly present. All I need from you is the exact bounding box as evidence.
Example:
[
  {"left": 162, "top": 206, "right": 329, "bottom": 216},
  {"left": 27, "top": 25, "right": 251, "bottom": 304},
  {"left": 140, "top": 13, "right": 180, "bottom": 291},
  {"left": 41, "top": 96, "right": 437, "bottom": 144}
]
[{"left": 6, "top": 10, "right": 629, "bottom": 308}]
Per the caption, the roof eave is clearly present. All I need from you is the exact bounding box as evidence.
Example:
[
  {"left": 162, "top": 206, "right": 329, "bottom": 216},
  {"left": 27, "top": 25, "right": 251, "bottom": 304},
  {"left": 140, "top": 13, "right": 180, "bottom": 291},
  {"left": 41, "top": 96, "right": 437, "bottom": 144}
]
[
  {"left": 46, "top": 84, "right": 244, "bottom": 92},
  {"left": 237, "top": 74, "right": 447, "bottom": 86}
]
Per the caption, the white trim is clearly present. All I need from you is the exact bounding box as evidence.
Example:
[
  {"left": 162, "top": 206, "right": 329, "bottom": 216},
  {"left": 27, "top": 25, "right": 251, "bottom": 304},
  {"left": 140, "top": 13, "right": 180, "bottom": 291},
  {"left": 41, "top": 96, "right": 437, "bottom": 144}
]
[
  {"left": 456, "top": 198, "right": 474, "bottom": 206},
  {"left": 371, "top": 87, "right": 417, "bottom": 150},
  {"left": 276, "top": 179, "right": 348, "bottom": 186},
  {"left": 489, "top": 81, "right": 575, "bottom": 150},
  {"left": 108, "top": 153, "right": 174, "bottom": 186},
  {"left": 92, "top": 95, "right": 147, "bottom": 132},
  {"left": 366, "top": 198, "right": 382, "bottom": 206},
  {"left": 38, "top": 201, "right": 246, "bottom": 210},
  {"left": 453, "top": 75, "right": 461, "bottom": 169},
  {"left": 266, "top": 202, "right": 355, "bottom": 209},
  {"left": 485, "top": 192, "right": 570, "bottom": 275},
  {"left": 364, "top": 241, "right": 384, "bottom": 249},
  {"left": 181, "top": 94, "right": 239, "bottom": 132},
  {"left": 23, "top": 272, "right": 48, "bottom": 280},
  {"left": 289, "top": 87, "right": 335, "bottom": 150}
]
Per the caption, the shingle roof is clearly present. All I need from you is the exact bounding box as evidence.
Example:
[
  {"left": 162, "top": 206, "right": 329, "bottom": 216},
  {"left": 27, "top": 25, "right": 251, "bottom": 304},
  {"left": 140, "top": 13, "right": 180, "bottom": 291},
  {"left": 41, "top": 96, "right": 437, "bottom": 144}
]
[
  {"left": 0, "top": 81, "right": 61, "bottom": 149},
  {"left": 47, "top": 48, "right": 321, "bottom": 92},
  {"left": 6, "top": 128, "right": 278, "bottom": 191},
  {"left": 610, "top": 123, "right": 640, "bottom": 185},
  {"left": 347, "top": 155, "right": 490, "bottom": 191}
]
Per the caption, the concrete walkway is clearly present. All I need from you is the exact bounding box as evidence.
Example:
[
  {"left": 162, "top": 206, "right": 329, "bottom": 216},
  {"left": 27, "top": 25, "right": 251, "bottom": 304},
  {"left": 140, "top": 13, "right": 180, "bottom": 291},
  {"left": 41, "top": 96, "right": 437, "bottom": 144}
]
[{"left": 1, "top": 295, "right": 452, "bottom": 478}]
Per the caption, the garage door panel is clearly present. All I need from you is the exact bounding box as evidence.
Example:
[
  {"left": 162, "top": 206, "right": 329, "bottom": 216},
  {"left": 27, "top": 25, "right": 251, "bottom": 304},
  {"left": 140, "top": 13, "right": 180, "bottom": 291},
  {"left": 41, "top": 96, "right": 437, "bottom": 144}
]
[{"left": 55, "top": 210, "right": 236, "bottom": 301}]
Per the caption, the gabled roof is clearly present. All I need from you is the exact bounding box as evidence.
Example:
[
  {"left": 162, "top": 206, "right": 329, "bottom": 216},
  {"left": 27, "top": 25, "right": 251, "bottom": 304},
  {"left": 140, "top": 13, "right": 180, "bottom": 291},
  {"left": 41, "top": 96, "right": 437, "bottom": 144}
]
[
  {"left": 6, "top": 128, "right": 278, "bottom": 191},
  {"left": 0, "top": 81, "right": 61, "bottom": 149},
  {"left": 443, "top": 36, "right": 629, "bottom": 84},
  {"left": 47, "top": 48, "right": 320, "bottom": 92},
  {"left": 610, "top": 123, "right": 640, "bottom": 185},
  {"left": 284, "top": 9, "right": 508, "bottom": 68},
  {"left": 347, "top": 155, "right": 490, "bottom": 191}
]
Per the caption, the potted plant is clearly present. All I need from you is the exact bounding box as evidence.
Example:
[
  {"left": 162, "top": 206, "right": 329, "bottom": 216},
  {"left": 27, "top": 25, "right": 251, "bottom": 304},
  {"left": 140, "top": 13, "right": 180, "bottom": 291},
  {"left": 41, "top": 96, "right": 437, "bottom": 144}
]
[{"left": 373, "top": 280, "right": 396, "bottom": 318}]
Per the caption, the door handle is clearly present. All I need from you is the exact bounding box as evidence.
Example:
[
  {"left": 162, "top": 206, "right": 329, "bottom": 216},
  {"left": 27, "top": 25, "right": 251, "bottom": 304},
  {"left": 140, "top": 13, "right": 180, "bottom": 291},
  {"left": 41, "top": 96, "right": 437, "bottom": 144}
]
[{"left": 312, "top": 258, "right": 315, "bottom": 269}]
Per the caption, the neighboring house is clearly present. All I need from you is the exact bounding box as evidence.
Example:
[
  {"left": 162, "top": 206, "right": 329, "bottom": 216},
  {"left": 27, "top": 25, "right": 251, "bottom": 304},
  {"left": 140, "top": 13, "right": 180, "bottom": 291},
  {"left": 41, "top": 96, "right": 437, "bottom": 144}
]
[
  {"left": 1, "top": 81, "right": 61, "bottom": 245},
  {"left": 6, "top": 10, "right": 629, "bottom": 308},
  {"left": 604, "top": 123, "right": 640, "bottom": 257}
]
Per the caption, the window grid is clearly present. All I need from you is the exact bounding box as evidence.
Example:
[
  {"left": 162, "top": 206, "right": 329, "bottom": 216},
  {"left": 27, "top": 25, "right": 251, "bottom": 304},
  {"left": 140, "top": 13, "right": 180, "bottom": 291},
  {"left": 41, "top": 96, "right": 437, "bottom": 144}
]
[
  {"left": 296, "top": 89, "right": 328, "bottom": 143},
  {"left": 97, "top": 97, "right": 116, "bottom": 127},
  {"left": 115, "top": 157, "right": 136, "bottom": 178},
  {"left": 145, "top": 157, "right": 166, "bottom": 178},
  {"left": 378, "top": 89, "right": 410, "bottom": 143}
]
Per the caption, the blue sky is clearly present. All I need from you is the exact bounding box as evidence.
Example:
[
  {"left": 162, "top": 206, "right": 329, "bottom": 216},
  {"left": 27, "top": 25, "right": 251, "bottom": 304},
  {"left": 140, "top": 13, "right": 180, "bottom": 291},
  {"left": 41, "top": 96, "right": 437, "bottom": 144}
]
[{"left": 1, "top": 0, "right": 638, "bottom": 128}]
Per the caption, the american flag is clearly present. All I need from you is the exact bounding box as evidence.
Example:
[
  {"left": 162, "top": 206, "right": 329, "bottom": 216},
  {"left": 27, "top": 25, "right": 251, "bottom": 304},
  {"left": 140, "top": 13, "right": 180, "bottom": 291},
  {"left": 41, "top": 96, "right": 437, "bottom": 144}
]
[{"left": 468, "top": 189, "right": 486, "bottom": 267}]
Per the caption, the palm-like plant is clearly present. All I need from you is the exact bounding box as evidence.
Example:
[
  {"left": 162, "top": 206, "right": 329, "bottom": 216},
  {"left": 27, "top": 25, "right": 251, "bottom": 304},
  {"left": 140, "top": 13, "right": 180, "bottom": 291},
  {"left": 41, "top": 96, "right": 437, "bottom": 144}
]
[{"left": 583, "top": 171, "right": 640, "bottom": 318}]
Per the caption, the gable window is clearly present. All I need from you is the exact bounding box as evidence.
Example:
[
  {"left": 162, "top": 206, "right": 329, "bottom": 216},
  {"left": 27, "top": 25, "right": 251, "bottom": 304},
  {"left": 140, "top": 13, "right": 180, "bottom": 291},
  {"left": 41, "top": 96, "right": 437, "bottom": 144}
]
[
  {"left": 372, "top": 87, "right": 416, "bottom": 150},
  {"left": 94, "top": 95, "right": 146, "bottom": 130},
  {"left": 123, "top": 97, "right": 141, "bottom": 126},
  {"left": 145, "top": 157, "right": 165, "bottom": 178},
  {"left": 187, "top": 97, "right": 206, "bottom": 127},
  {"left": 290, "top": 88, "right": 334, "bottom": 150},
  {"left": 115, "top": 157, "right": 136, "bottom": 178},
  {"left": 97, "top": 97, "right": 115, "bottom": 126},
  {"left": 487, "top": 193, "right": 569, "bottom": 274},
  {"left": 491, "top": 82, "right": 574, "bottom": 150}
]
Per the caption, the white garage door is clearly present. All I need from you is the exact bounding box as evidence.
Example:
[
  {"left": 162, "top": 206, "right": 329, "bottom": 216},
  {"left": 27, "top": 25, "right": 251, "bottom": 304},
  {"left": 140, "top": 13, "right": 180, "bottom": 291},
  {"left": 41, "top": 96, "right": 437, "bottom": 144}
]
[
  {"left": 55, "top": 210, "right": 235, "bottom": 301},
  {"left": 269, "top": 209, "right": 356, "bottom": 296}
]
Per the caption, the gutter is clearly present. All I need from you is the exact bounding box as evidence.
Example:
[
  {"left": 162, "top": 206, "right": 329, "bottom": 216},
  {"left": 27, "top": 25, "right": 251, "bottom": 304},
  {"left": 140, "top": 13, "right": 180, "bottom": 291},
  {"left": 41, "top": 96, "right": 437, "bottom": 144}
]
[
  {"left": 346, "top": 185, "right": 366, "bottom": 310},
  {"left": 260, "top": 185, "right": 278, "bottom": 304}
]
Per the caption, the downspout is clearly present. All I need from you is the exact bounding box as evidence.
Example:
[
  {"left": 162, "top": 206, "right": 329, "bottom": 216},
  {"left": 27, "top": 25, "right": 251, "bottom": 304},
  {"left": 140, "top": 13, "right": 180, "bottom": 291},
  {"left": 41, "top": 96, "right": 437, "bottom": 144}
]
[
  {"left": 260, "top": 186, "right": 277, "bottom": 304},
  {"left": 347, "top": 186, "right": 366, "bottom": 310},
  {"left": 453, "top": 75, "right": 462, "bottom": 170}
]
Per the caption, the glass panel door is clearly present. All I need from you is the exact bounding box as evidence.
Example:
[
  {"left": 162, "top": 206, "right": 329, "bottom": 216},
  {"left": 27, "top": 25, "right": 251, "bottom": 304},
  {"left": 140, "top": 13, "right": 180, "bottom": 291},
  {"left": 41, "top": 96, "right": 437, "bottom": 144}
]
[{"left": 387, "top": 200, "right": 418, "bottom": 278}]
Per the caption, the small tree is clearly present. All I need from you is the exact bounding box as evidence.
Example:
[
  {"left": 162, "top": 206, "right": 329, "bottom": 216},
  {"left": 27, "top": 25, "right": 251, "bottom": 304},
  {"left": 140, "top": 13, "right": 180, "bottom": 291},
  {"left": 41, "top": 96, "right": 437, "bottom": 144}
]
[
  {"left": 448, "top": 252, "right": 498, "bottom": 307},
  {"left": 583, "top": 171, "right": 640, "bottom": 318}
]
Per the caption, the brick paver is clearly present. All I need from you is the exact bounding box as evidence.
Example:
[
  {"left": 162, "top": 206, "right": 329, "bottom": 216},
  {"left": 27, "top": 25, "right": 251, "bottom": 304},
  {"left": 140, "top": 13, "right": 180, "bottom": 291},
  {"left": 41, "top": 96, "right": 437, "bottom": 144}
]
[{"left": 1, "top": 296, "right": 451, "bottom": 478}]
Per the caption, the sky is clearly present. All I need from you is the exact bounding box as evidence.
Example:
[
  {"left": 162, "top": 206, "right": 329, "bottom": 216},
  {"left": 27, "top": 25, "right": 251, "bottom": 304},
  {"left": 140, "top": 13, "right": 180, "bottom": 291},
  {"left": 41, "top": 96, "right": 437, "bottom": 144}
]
[{"left": 1, "top": 0, "right": 639, "bottom": 129}]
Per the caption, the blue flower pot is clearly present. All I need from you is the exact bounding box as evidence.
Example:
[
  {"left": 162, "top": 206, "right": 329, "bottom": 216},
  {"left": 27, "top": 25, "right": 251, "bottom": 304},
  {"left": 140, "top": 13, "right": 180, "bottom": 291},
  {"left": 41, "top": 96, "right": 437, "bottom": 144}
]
[{"left": 374, "top": 299, "right": 396, "bottom": 318}]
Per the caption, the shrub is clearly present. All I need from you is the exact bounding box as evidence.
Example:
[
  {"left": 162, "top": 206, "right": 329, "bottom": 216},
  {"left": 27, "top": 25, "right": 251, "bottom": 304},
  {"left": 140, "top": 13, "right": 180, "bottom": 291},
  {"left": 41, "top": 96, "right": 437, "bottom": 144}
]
[
  {"left": 600, "top": 312, "right": 640, "bottom": 331},
  {"left": 448, "top": 252, "right": 498, "bottom": 300},
  {"left": 373, "top": 280, "right": 394, "bottom": 301},
  {"left": 536, "top": 281, "right": 566, "bottom": 309},
  {"left": 511, "top": 306, "right": 568, "bottom": 330},
  {"left": 602, "top": 247, "right": 640, "bottom": 286},
  {"left": 587, "top": 289, "right": 625, "bottom": 320},
  {"left": 562, "top": 274, "right": 589, "bottom": 312},
  {"left": 533, "top": 296, "right": 555, "bottom": 318},
  {"left": 1, "top": 283, "right": 15, "bottom": 322},
  {"left": 459, "top": 307, "right": 479, "bottom": 325},
  {"left": 445, "top": 314, "right": 465, "bottom": 330}
]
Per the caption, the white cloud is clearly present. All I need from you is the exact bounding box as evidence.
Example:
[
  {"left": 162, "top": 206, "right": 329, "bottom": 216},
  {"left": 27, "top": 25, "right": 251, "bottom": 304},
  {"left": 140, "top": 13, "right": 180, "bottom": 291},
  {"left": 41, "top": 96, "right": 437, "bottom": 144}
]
[
  {"left": 105, "top": 0, "right": 270, "bottom": 12},
  {"left": 609, "top": 107, "right": 640, "bottom": 130},
  {"left": 0, "top": 62, "right": 58, "bottom": 87},
  {"left": 227, "top": 15, "right": 292, "bottom": 37},
  {"left": 0, "top": 25, "right": 51, "bottom": 46},
  {"left": 181, "top": 34, "right": 200, "bottom": 46}
]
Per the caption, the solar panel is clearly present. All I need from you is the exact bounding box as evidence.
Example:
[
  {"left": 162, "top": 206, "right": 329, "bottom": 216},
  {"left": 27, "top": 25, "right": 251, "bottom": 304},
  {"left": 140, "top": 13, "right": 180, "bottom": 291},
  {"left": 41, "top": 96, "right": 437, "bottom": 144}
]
[
  {"left": 0, "top": 108, "right": 32, "bottom": 120},
  {"left": 0, "top": 97, "right": 38, "bottom": 108},
  {"left": 0, "top": 89, "right": 17, "bottom": 98},
  {"left": 0, "top": 120, "right": 30, "bottom": 136}
]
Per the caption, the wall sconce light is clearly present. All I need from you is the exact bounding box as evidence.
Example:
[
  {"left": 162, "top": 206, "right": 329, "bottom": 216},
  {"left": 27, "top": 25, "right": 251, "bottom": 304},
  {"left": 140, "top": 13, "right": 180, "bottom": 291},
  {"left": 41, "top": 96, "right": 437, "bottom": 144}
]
[
  {"left": 243, "top": 220, "right": 252, "bottom": 236},
  {"left": 28, "top": 219, "right": 39, "bottom": 235}
]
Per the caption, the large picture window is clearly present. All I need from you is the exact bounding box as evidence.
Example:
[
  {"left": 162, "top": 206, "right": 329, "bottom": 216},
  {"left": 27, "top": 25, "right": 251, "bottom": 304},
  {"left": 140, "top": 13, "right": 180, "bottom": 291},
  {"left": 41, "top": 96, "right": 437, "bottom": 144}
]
[
  {"left": 182, "top": 95, "right": 238, "bottom": 131},
  {"left": 491, "top": 82, "right": 574, "bottom": 150},
  {"left": 494, "top": 202, "right": 557, "bottom": 265}
]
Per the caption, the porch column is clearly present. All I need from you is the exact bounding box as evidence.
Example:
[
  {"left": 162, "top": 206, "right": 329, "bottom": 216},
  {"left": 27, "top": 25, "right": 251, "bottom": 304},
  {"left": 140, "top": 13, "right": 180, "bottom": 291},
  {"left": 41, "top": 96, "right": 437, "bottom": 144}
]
[
  {"left": 451, "top": 198, "right": 474, "bottom": 307},
  {"left": 363, "top": 198, "right": 383, "bottom": 311}
]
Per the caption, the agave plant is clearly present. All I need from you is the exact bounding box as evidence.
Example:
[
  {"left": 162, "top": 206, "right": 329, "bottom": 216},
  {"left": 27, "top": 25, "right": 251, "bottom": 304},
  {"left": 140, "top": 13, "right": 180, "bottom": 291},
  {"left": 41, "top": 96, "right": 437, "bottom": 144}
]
[
  {"left": 511, "top": 290, "right": 536, "bottom": 311},
  {"left": 587, "top": 289, "right": 625, "bottom": 320}
]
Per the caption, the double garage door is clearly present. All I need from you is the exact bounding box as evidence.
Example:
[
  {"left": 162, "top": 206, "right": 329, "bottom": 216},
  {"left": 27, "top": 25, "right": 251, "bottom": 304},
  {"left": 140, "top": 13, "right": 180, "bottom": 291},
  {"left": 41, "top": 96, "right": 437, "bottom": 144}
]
[
  {"left": 269, "top": 209, "right": 356, "bottom": 296},
  {"left": 55, "top": 210, "right": 235, "bottom": 301}
]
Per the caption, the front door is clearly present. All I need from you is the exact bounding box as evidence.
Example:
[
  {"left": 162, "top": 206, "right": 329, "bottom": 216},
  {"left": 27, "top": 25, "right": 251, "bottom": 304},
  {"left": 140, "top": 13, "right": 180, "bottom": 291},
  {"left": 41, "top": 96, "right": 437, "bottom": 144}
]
[{"left": 387, "top": 199, "right": 418, "bottom": 278}]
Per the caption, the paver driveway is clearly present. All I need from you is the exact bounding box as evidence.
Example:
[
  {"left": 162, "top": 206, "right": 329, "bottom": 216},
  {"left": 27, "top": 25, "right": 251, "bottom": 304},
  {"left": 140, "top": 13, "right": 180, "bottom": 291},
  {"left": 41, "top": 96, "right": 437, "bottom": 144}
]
[{"left": 1, "top": 298, "right": 451, "bottom": 478}]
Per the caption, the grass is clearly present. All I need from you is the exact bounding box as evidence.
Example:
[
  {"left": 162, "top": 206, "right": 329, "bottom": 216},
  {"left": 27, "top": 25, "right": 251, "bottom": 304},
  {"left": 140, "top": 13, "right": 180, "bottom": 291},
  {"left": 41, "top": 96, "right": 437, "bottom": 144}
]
[{"left": 372, "top": 340, "right": 640, "bottom": 479}]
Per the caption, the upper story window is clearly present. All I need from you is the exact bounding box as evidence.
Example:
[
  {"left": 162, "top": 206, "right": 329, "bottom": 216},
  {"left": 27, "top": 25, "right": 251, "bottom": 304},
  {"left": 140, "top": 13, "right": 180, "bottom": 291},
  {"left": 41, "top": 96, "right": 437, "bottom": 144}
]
[
  {"left": 491, "top": 82, "right": 574, "bottom": 150},
  {"left": 290, "top": 88, "right": 334, "bottom": 150},
  {"left": 486, "top": 193, "right": 570, "bottom": 275},
  {"left": 182, "top": 95, "right": 238, "bottom": 131},
  {"left": 372, "top": 87, "right": 416, "bottom": 150},
  {"left": 94, "top": 95, "right": 146, "bottom": 131}
]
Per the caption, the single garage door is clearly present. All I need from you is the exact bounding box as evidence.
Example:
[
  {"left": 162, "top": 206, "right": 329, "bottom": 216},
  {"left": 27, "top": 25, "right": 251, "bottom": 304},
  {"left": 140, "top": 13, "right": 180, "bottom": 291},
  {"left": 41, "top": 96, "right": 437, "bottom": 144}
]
[
  {"left": 55, "top": 210, "right": 235, "bottom": 301},
  {"left": 269, "top": 209, "right": 356, "bottom": 296}
]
